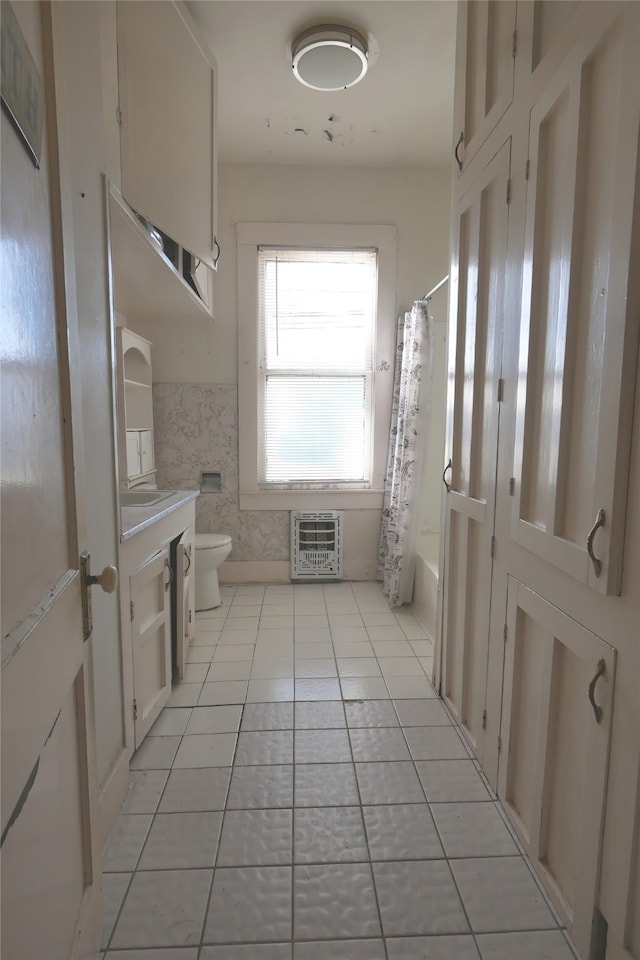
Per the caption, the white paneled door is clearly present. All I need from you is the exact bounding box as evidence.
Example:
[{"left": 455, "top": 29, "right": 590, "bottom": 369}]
[
  {"left": 0, "top": 3, "right": 102, "bottom": 957},
  {"left": 498, "top": 580, "right": 615, "bottom": 960},
  {"left": 441, "top": 138, "right": 511, "bottom": 776},
  {"left": 511, "top": 7, "right": 640, "bottom": 596},
  {"left": 131, "top": 549, "right": 172, "bottom": 747}
]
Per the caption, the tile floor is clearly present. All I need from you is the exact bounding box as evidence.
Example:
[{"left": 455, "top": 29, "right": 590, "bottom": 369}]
[{"left": 101, "top": 581, "right": 578, "bottom": 960}]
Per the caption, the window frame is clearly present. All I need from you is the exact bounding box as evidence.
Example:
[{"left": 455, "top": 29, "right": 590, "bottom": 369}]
[{"left": 237, "top": 222, "right": 397, "bottom": 510}]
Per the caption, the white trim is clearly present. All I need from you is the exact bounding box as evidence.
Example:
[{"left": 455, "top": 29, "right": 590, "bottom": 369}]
[{"left": 237, "top": 222, "right": 397, "bottom": 511}]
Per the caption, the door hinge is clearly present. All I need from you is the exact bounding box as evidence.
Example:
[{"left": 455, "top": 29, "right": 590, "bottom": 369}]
[
  {"left": 512, "top": 30, "right": 517, "bottom": 58},
  {"left": 506, "top": 179, "right": 511, "bottom": 205},
  {"left": 130, "top": 600, "right": 135, "bottom": 621},
  {"left": 509, "top": 477, "right": 515, "bottom": 496},
  {"left": 497, "top": 735, "right": 502, "bottom": 753},
  {"left": 497, "top": 377, "right": 505, "bottom": 402},
  {"left": 189, "top": 609, "right": 192, "bottom": 624},
  {"left": 116, "top": 105, "right": 123, "bottom": 129},
  {"left": 490, "top": 535, "right": 496, "bottom": 559},
  {"left": 482, "top": 709, "right": 487, "bottom": 730},
  {"left": 503, "top": 623, "right": 508, "bottom": 643},
  {"left": 525, "top": 158, "right": 530, "bottom": 181},
  {"left": 133, "top": 699, "right": 138, "bottom": 721}
]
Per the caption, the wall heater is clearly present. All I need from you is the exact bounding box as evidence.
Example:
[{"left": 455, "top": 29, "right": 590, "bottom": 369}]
[{"left": 290, "top": 511, "right": 343, "bottom": 580}]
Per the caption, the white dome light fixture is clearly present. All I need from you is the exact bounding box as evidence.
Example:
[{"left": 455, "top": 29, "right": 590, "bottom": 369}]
[{"left": 292, "top": 24, "right": 369, "bottom": 91}]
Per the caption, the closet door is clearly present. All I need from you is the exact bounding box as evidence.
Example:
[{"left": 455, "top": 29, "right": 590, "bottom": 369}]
[
  {"left": 441, "top": 138, "right": 510, "bottom": 769},
  {"left": 498, "top": 579, "right": 615, "bottom": 959},
  {"left": 452, "top": 0, "right": 516, "bottom": 173},
  {"left": 511, "top": 5, "right": 640, "bottom": 596}
]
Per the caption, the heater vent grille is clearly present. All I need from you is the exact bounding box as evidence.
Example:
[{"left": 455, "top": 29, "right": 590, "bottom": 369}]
[{"left": 290, "top": 511, "right": 343, "bottom": 580}]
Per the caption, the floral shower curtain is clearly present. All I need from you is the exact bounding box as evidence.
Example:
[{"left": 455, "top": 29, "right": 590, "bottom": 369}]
[{"left": 378, "top": 299, "right": 431, "bottom": 606}]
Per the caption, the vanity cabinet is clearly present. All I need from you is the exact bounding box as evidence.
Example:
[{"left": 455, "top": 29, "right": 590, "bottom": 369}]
[
  {"left": 120, "top": 496, "right": 196, "bottom": 750},
  {"left": 116, "top": 327, "right": 156, "bottom": 488},
  {"left": 116, "top": 0, "right": 219, "bottom": 272}
]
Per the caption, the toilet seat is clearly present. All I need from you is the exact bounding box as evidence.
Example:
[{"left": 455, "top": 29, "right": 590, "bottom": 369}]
[{"left": 196, "top": 533, "right": 231, "bottom": 549}]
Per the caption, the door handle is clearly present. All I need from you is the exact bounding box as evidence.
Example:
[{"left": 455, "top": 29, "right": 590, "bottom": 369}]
[
  {"left": 184, "top": 547, "right": 192, "bottom": 575},
  {"left": 588, "top": 658, "right": 606, "bottom": 723},
  {"left": 442, "top": 458, "right": 452, "bottom": 492},
  {"left": 586, "top": 508, "right": 605, "bottom": 577},
  {"left": 164, "top": 559, "right": 174, "bottom": 592},
  {"left": 454, "top": 132, "right": 464, "bottom": 171},
  {"left": 80, "top": 551, "right": 119, "bottom": 641}
]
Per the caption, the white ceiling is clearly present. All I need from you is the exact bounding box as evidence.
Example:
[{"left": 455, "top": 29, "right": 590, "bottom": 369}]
[{"left": 186, "top": 1, "right": 457, "bottom": 167}]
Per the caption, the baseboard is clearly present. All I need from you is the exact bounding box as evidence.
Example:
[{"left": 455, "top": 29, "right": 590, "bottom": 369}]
[
  {"left": 98, "top": 745, "right": 131, "bottom": 846},
  {"left": 412, "top": 553, "right": 439, "bottom": 641},
  {"left": 219, "top": 560, "right": 291, "bottom": 583}
]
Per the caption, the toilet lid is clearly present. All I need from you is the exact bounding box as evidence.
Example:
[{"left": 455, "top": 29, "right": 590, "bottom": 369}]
[{"left": 195, "top": 533, "right": 231, "bottom": 549}]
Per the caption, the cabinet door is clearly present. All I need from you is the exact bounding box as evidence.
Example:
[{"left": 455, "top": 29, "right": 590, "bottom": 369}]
[
  {"left": 498, "top": 579, "right": 615, "bottom": 959},
  {"left": 511, "top": 5, "right": 640, "bottom": 595},
  {"left": 139, "top": 430, "right": 155, "bottom": 478},
  {"left": 175, "top": 529, "right": 194, "bottom": 680},
  {"left": 117, "top": 0, "right": 218, "bottom": 269},
  {"left": 126, "top": 430, "right": 141, "bottom": 480},
  {"left": 453, "top": 0, "right": 516, "bottom": 173},
  {"left": 131, "top": 548, "right": 172, "bottom": 746},
  {"left": 441, "top": 139, "right": 511, "bottom": 771}
]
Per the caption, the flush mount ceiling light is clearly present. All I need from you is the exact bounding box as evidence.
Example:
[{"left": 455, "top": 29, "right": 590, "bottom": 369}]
[{"left": 292, "top": 24, "right": 369, "bottom": 91}]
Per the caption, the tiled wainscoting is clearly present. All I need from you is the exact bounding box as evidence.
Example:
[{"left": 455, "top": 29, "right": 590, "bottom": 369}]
[{"left": 100, "top": 582, "right": 578, "bottom": 960}]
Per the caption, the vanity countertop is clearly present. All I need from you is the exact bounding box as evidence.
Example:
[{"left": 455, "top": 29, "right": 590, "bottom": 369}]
[{"left": 120, "top": 490, "right": 199, "bottom": 541}]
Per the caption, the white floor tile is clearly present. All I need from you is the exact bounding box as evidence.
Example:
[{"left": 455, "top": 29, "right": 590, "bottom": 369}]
[
  {"left": 294, "top": 700, "right": 346, "bottom": 729},
  {"left": 187, "top": 645, "right": 216, "bottom": 663},
  {"left": 294, "top": 658, "right": 338, "bottom": 678},
  {"left": 241, "top": 702, "right": 294, "bottom": 730},
  {"left": 378, "top": 656, "right": 423, "bottom": 677},
  {"left": 158, "top": 767, "right": 231, "bottom": 813},
  {"left": 344, "top": 700, "right": 399, "bottom": 728},
  {"left": 217, "top": 808, "right": 293, "bottom": 866},
  {"left": 404, "top": 726, "right": 469, "bottom": 760},
  {"left": 202, "top": 946, "right": 291, "bottom": 960},
  {"left": 130, "top": 736, "right": 180, "bottom": 770},
  {"left": 331, "top": 628, "right": 370, "bottom": 644},
  {"left": 393, "top": 699, "right": 451, "bottom": 726},
  {"left": 138, "top": 811, "right": 222, "bottom": 869},
  {"left": 111, "top": 869, "right": 212, "bottom": 948},
  {"left": 250, "top": 658, "right": 294, "bottom": 679},
  {"left": 355, "top": 761, "right": 425, "bottom": 805},
  {"left": 235, "top": 730, "right": 294, "bottom": 765},
  {"left": 122, "top": 770, "right": 169, "bottom": 815},
  {"left": 207, "top": 660, "right": 252, "bottom": 682},
  {"left": 246, "top": 678, "right": 294, "bottom": 703},
  {"left": 101, "top": 872, "right": 131, "bottom": 948},
  {"left": 475, "top": 930, "right": 576, "bottom": 959},
  {"left": 366, "top": 625, "right": 405, "bottom": 641},
  {"left": 294, "top": 763, "right": 360, "bottom": 806},
  {"left": 204, "top": 866, "right": 292, "bottom": 943},
  {"left": 294, "top": 942, "right": 385, "bottom": 960},
  {"left": 173, "top": 733, "right": 237, "bottom": 768},
  {"left": 227, "top": 764, "right": 294, "bottom": 809},
  {"left": 167, "top": 682, "right": 203, "bottom": 707},
  {"left": 431, "top": 802, "right": 519, "bottom": 858},
  {"left": 106, "top": 947, "right": 198, "bottom": 959},
  {"left": 363, "top": 803, "right": 443, "bottom": 860},
  {"left": 415, "top": 759, "right": 492, "bottom": 803},
  {"left": 349, "top": 727, "right": 411, "bottom": 762},
  {"left": 451, "top": 857, "right": 559, "bottom": 933},
  {"left": 373, "top": 860, "right": 469, "bottom": 936},
  {"left": 294, "top": 727, "right": 352, "bottom": 763},
  {"left": 340, "top": 677, "right": 390, "bottom": 700},
  {"left": 293, "top": 863, "right": 380, "bottom": 940},
  {"left": 385, "top": 676, "right": 437, "bottom": 700},
  {"left": 295, "top": 678, "right": 341, "bottom": 700},
  {"left": 214, "top": 644, "right": 255, "bottom": 662},
  {"left": 371, "top": 640, "right": 415, "bottom": 658},
  {"left": 185, "top": 705, "right": 243, "bottom": 735},
  {"left": 183, "top": 662, "right": 210, "bottom": 683},
  {"left": 294, "top": 806, "right": 368, "bottom": 863},
  {"left": 336, "top": 657, "right": 382, "bottom": 677},
  {"left": 198, "top": 681, "right": 248, "bottom": 706},
  {"left": 385, "top": 935, "right": 480, "bottom": 959}
]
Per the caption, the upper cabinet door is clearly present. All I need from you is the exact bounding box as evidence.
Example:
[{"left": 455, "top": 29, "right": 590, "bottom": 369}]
[
  {"left": 452, "top": 0, "right": 516, "bottom": 173},
  {"left": 511, "top": 4, "right": 640, "bottom": 596},
  {"left": 117, "top": 0, "right": 219, "bottom": 269}
]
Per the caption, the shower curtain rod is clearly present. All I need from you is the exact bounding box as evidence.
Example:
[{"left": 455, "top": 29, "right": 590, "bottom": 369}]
[{"left": 421, "top": 274, "right": 449, "bottom": 302}]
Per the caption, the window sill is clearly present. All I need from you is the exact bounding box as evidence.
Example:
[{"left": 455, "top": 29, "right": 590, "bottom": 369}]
[{"left": 239, "top": 489, "right": 385, "bottom": 511}]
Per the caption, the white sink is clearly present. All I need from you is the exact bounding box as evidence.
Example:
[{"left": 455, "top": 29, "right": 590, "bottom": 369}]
[{"left": 120, "top": 489, "right": 175, "bottom": 507}]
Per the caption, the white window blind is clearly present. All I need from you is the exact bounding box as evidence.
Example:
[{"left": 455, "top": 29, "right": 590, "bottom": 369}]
[{"left": 258, "top": 247, "right": 378, "bottom": 484}]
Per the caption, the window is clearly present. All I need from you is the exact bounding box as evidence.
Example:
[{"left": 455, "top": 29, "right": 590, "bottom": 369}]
[
  {"left": 259, "top": 247, "right": 377, "bottom": 485},
  {"left": 238, "top": 223, "right": 397, "bottom": 510}
]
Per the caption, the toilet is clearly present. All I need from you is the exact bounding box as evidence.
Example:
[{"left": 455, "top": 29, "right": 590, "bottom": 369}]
[{"left": 195, "top": 533, "right": 232, "bottom": 610}]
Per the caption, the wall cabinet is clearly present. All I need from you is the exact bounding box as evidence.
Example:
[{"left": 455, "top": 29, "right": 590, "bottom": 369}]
[
  {"left": 116, "top": 0, "right": 219, "bottom": 272},
  {"left": 116, "top": 327, "right": 156, "bottom": 488},
  {"left": 441, "top": 4, "right": 640, "bottom": 958}
]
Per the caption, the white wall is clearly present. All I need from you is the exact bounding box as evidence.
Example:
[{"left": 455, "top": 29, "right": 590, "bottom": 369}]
[{"left": 141, "top": 161, "right": 451, "bottom": 581}]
